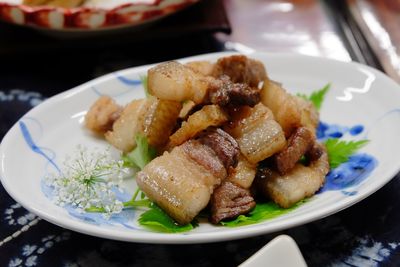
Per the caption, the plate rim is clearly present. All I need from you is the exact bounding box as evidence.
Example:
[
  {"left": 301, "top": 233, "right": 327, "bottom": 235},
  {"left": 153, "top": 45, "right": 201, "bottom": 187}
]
[{"left": 1, "top": 51, "right": 400, "bottom": 244}]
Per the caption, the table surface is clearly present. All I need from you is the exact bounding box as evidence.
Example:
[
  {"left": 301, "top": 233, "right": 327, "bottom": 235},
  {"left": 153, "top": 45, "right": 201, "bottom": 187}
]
[{"left": 1, "top": 0, "right": 400, "bottom": 266}]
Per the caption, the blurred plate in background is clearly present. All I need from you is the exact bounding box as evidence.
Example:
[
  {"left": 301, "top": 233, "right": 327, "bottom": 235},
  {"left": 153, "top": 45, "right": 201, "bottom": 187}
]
[{"left": 0, "top": 0, "right": 199, "bottom": 33}]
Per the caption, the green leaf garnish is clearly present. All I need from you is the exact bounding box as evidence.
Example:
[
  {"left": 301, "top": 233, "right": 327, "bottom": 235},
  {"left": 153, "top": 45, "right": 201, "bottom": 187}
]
[
  {"left": 122, "top": 134, "right": 157, "bottom": 170},
  {"left": 140, "top": 75, "right": 150, "bottom": 98},
  {"left": 138, "top": 203, "right": 196, "bottom": 233},
  {"left": 297, "top": 83, "right": 330, "bottom": 111},
  {"left": 221, "top": 201, "right": 305, "bottom": 227},
  {"left": 324, "top": 138, "right": 369, "bottom": 168}
]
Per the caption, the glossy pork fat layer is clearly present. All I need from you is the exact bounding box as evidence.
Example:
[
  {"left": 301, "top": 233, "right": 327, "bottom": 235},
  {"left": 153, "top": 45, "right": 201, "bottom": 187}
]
[
  {"left": 148, "top": 61, "right": 215, "bottom": 104},
  {"left": 261, "top": 79, "right": 319, "bottom": 137},
  {"left": 226, "top": 103, "right": 286, "bottom": 164},
  {"left": 104, "top": 97, "right": 181, "bottom": 152}
]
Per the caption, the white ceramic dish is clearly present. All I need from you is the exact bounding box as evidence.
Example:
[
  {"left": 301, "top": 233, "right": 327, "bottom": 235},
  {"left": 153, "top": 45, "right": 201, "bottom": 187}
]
[
  {"left": 1, "top": 51, "right": 400, "bottom": 244},
  {"left": 239, "top": 235, "right": 307, "bottom": 267}
]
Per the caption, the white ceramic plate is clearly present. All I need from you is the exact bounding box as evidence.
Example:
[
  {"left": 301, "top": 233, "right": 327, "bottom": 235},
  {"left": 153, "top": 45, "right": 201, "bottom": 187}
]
[
  {"left": 1, "top": 51, "right": 400, "bottom": 244},
  {"left": 239, "top": 235, "right": 306, "bottom": 267}
]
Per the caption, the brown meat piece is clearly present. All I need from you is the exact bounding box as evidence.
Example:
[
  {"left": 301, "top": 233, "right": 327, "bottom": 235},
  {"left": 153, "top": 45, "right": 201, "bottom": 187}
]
[
  {"left": 182, "top": 140, "right": 227, "bottom": 180},
  {"left": 210, "top": 181, "right": 256, "bottom": 224},
  {"left": 308, "top": 142, "right": 330, "bottom": 177},
  {"left": 275, "top": 127, "right": 314, "bottom": 174},
  {"left": 307, "top": 141, "right": 325, "bottom": 162},
  {"left": 208, "top": 75, "right": 260, "bottom": 107},
  {"left": 212, "top": 55, "right": 267, "bottom": 87},
  {"left": 199, "top": 128, "right": 239, "bottom": 170}
]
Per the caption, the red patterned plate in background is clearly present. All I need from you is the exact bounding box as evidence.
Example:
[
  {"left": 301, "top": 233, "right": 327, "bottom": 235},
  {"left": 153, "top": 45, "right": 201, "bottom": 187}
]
[{"left": 0, "top": 0, "right": 199, "bottom": 31}]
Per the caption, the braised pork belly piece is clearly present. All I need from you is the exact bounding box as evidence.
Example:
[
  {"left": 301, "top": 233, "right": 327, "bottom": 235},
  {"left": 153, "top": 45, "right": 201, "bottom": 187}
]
[
  {"left": 260, "top": 79, "right": 301, "bottom": 137},
  {"left": 103, "top": 97, "right": 181, "bottom": 152},
  {"left": 256, "top": 142, "right": 329, "bottom": 208},
  {"left": 225, "top": 103, "right": 286, "bottom": 164},
  {"left": 104, "top": 99, "right": 147, "bottom": 152},
  {"left": 261, "top": 78, "right": 319, "bottom": 137},
  {"left": 136, "top": 129, "right": 239, "bottom": 225},
  {"left": 85, "top": 96, "right": 122, "bottom": 135},
  {"left": 142, "top": 98, "right": 182, "bottom": 149},
  {"left": 227, "top": 154, "right": 257, "bottom": 189},
  {"left": 169, "top": 105, "right": 228, "bottom": 148},
  {"left": 148, "top": 61, "right": 216, "bottom": 104},
  {"left": 137, "top": 144, "right": 218, "bottom": 225}
]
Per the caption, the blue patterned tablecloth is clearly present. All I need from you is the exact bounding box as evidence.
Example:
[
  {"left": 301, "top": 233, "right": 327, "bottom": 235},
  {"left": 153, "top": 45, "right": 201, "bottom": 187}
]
[{"left": 1, "top": 88, "right": 400, "bottom": 267}]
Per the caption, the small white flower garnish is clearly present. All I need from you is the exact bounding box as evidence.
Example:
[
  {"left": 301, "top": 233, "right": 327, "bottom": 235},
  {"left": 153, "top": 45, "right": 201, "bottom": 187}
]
[{"left": 46, "top": 145, "right": 129, "bottom": 218}]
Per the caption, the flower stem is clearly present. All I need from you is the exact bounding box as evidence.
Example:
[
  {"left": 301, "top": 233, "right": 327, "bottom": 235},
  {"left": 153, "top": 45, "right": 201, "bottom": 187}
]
[
  {"left": 86, "top": 206, "right": 106, "bottom": 213},
  {"left": 85, "top": 199, "right": 150, "bottom": 214},
  {"left": 123, "top": 199, "right": 151, "bottom": 208},
  {"left": 131, "top": 188, "right": 140, "bottom": 201}
]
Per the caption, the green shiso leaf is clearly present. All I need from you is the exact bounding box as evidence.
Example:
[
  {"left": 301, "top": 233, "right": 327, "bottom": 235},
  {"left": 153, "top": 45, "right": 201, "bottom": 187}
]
[
  {"left": 221, "top": 200, "right": 305, "bottom": 227},
  {"left": 122, "top": 134, "right": 157, "bottom": 170},
  {"left": 138, "top": 203, "right": 196, "bottom": 233},
  {"left": 140, "top": 75, "right": 150, "bottom": 98},
  {"left": 324, "top": 138, "right": 369, "bottom": 168},
  {"left": 297, "top": 83, "right": 330, "bottom": 111}
]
